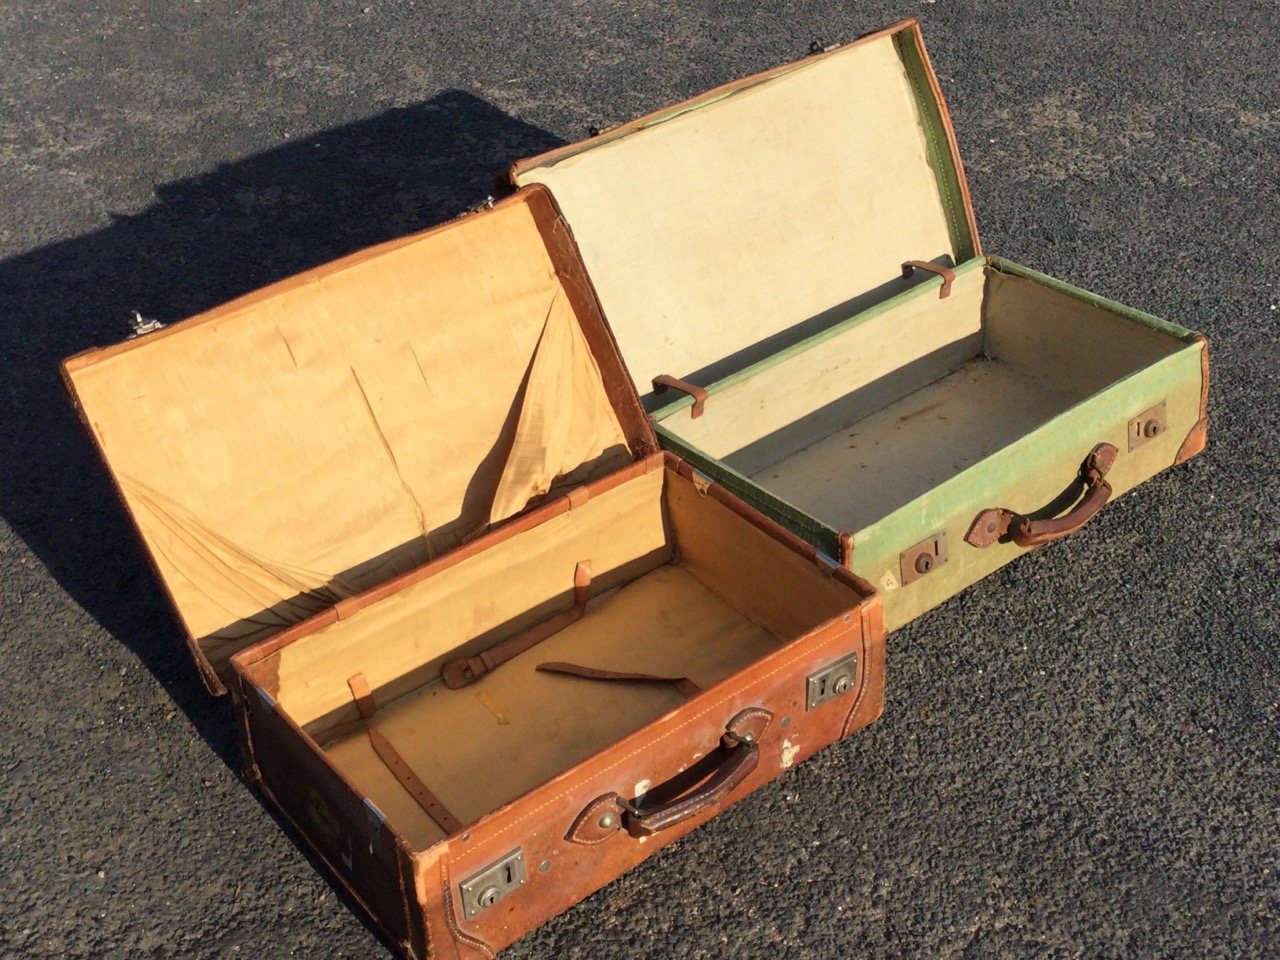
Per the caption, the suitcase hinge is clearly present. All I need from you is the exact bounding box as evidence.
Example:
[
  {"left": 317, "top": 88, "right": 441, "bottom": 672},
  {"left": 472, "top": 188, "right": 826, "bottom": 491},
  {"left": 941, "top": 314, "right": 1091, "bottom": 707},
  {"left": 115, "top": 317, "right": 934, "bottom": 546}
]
[{"left": 467, "top": 196, "right": 495, "bottom": 214}]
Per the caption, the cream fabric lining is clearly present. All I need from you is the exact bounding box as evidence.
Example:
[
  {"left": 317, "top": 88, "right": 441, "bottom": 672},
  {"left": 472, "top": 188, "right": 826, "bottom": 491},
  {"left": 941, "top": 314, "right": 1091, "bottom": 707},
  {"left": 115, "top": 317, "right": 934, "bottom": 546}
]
[
  {"left": 65, "top": 199, "right": 631, "bottom": 673},
  {"left": 514, "top": 33, "right": 956, "bottom": 392},
  {"left": 272, "top": 467, "right": 671, "bottom": 730}
]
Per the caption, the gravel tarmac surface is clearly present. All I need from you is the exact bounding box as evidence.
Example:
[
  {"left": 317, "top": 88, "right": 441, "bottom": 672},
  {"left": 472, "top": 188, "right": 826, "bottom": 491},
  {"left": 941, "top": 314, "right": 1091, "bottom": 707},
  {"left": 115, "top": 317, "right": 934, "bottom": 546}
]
[{"left": 2, "top": 2, "right": 1277, "bottom": 958}]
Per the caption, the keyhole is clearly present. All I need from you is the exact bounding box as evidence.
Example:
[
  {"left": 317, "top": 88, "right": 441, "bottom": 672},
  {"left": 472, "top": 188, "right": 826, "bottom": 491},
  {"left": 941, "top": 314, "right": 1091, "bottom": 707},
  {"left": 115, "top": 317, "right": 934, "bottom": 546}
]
[{"left": 914, "top": 553, "right": 933, "bottom": 574}]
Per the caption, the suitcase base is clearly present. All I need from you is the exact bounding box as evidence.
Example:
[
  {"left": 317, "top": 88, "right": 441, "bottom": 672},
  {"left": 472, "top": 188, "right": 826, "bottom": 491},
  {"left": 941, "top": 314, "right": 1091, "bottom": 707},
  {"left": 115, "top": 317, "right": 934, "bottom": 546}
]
[{"left": 233, "top": 453, "right": 885, "bottom": 958}]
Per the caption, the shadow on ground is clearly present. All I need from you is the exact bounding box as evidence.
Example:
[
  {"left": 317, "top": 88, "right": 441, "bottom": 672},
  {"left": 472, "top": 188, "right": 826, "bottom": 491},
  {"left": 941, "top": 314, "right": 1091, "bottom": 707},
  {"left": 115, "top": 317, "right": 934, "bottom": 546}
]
[{"left": 0, "top": 91, "right": 564, "bottom": 760}]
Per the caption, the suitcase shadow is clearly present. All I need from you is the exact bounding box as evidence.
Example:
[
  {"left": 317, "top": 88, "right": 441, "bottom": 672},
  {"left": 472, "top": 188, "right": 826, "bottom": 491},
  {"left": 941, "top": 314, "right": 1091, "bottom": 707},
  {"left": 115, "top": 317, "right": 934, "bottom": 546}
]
[{"left": 0, "top": 91, "right": 565, "bottom": 766}]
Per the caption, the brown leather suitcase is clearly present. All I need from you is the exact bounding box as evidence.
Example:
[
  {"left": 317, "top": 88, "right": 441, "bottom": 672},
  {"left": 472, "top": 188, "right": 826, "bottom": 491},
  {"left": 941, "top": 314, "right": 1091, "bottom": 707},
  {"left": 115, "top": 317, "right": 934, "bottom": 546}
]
[{"left": 62, "top": 186, "right": 886, "bottom": 958}]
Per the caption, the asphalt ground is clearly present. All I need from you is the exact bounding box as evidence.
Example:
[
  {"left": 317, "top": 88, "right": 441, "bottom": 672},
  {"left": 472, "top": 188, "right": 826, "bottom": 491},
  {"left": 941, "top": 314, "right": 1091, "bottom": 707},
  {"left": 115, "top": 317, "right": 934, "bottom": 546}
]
[{"left": 1, "top": 1, "right": 1277, "bottom": 957}]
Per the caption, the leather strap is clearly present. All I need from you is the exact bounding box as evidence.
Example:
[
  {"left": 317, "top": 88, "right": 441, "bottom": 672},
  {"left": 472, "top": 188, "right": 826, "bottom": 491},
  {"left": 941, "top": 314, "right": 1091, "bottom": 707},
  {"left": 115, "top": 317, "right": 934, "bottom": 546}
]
[
  {"left": 901, "top": 260, "right": 954, "bottom": 298},
  {"left": 441, "top": 560, "right": 593, "bottom": 689},
  {"left": 651, "top": 375, "right": 707, "bottom": 419},
  {"left": 535, "top": 661, "right": 702, "bottom": 699},
  {"left": 344, "top": 672, "right": 463, "bottom": 835},
  {"left": 366, "top": 728, "right": 464, "bottom": 834}
]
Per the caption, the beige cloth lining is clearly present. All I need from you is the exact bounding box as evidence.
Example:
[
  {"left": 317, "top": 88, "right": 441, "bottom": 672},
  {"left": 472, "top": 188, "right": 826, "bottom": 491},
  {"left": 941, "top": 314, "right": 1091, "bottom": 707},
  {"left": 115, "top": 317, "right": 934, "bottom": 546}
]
[
  {"left": 662, "top": 267, "right": 986, "bottom": 463},
  {"left": 514, "top": 32, "right": 956, "bottom": 392},
  {"left": 64, "top": 198, "right": 631, "bottom": 674},
  {"left": 273, "top": 467, "right": 671, "bottom": 730}
]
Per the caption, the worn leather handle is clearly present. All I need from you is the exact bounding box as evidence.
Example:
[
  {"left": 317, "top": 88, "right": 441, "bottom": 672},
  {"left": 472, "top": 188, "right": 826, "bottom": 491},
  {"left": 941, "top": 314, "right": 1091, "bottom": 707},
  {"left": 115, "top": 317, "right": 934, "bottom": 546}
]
[
  {"left": 621, "top": 733, "right": 758, "bottom": 838},
  {"left": 966, "top": 443, "right": 1119, "bottom": 549}
]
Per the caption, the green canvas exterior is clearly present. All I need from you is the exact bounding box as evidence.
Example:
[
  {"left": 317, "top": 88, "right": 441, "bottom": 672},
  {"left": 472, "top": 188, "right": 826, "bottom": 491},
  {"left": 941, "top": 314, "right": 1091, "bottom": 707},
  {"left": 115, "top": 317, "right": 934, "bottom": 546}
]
[{"left": 650, "top": 260, "right": 1206, "bottom": 629}]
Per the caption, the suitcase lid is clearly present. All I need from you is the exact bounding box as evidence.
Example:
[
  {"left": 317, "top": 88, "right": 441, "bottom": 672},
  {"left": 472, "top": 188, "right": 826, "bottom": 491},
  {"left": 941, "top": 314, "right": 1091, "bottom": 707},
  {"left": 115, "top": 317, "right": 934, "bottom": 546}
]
[
  {"left": 62, "top": 187, "right": 654, "bottom": 694},
  {"left": 509, "top": 18, "right": 979, "bottom": 401}
]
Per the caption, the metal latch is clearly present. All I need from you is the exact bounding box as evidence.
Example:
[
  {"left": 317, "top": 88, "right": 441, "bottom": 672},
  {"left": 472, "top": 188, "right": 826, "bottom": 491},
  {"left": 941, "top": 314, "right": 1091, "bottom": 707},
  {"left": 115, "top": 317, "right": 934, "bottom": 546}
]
[
  {"left": 1128, "top": 401, "right": 1167, "bottom": 451},
  {"left": 127, "top": 311, "right": 164, "bottom": 339},
  {"left": 806, "top": 652, "right": 858, "bottom": 710},
  {"left": 900, "top": 531, "right": 948, "bottom": 586},
  {"left": 459, "top": 848, "right": 525, "bottom": 919}
]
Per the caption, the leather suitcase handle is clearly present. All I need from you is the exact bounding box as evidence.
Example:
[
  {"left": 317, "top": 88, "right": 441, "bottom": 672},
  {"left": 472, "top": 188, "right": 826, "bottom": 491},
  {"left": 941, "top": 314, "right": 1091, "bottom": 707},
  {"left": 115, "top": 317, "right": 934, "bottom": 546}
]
[
  {"left": 966, "top": 443, "right": 1118, "bottom": 549},
  {"left": 621, "top": 732, "right": 759, "bottom": 838}
]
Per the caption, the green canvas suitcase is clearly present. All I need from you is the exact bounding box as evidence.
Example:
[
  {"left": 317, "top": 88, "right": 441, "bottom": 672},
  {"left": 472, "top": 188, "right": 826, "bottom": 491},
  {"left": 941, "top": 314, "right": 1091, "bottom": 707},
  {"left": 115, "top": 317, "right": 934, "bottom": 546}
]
[{"left": 509, "top": 17, "right": 1209, "bottom": 629}]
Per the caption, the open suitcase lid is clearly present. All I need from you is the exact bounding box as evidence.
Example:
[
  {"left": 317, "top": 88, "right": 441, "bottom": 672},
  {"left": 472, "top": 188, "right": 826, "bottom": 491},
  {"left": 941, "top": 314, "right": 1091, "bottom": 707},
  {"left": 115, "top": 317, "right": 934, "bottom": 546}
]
[
  {"left": 509, "top": 17, "right": 980, "bottom": 401},
  {"left": 62, "top": 187, "right": 654, "bottom": 693}
]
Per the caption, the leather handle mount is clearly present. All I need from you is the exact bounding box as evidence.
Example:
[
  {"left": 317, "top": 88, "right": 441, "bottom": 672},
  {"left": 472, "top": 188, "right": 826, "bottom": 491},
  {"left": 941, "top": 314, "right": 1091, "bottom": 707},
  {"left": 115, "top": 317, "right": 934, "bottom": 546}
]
[
  {"left": 565, "top": 708, "right": 772, "bottom": 845},
  {"left": 965, "top": 443, "right": 1119, "bottom": 549}
]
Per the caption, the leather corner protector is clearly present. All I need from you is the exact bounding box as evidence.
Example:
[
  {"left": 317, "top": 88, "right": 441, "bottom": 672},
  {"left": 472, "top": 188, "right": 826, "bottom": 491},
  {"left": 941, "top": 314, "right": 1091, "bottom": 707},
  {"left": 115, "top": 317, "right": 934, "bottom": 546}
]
[
  {"left": 1175, "top": 416, "right": 1209, "bottom": 465},
  {"left": 566, "top": 794, "right": 624, "bottom": 845}
]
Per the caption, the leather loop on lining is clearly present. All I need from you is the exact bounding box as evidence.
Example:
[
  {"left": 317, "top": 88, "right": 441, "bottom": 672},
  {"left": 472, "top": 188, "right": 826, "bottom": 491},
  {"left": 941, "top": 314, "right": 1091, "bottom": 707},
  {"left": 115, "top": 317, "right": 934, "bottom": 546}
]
[
  {"left": 652, "top": 375, "right": 708, "bottom": 418},
  {"left": 901, "top": 260, "right": 954, "bottom": 298}
]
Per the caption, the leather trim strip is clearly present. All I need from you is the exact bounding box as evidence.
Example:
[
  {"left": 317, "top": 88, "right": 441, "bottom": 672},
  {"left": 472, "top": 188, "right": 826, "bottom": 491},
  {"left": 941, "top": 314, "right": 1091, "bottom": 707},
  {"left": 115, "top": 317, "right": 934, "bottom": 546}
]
[{"left": 1175, "top": 333, "right": 1210, "bottom": 465}]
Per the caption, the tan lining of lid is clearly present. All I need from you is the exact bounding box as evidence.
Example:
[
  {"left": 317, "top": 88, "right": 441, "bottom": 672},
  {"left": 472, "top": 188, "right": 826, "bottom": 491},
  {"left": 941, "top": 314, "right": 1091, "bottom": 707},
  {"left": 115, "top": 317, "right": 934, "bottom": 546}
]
[
  {"left": 513, "top": 30, "right": 957, "bottom": 392},
  {"left": 63, "top": 194, "right": 631, "bottom": 678}
]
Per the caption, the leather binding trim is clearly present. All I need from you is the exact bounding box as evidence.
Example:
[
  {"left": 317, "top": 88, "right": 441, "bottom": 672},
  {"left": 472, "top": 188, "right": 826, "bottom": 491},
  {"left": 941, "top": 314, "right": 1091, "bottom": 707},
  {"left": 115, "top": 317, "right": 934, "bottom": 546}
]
[
  {"left": 565, "top": 486, "right": 591, "bottom": 510},
  {"left": 895, "top": 23, "right": 981, "bottom": 259},
  {"left": 651, "top": 374, "right": 707, "bottom": 418},
  {"left": 535, "top": 661, "right": 702, "bottom": 700},
  {"left": 440, "top": 560, "right": 593, "bottom": 689},
  {"left": 901, "top": 260, "right": 954, "bottom": 298},
  {"left": 524, "top": 186, "right": 660, "bottom": 458},
  {"left": 1175, "top": 333, "right": 1210, "bottom": 465}
]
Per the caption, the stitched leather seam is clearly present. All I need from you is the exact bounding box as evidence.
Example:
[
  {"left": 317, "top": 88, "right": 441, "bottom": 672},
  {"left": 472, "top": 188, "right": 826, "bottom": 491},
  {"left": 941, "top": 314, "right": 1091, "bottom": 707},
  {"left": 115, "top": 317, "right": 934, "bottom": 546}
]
[{"left": 439, "top": 857, "right": 495, "bottom": 959}]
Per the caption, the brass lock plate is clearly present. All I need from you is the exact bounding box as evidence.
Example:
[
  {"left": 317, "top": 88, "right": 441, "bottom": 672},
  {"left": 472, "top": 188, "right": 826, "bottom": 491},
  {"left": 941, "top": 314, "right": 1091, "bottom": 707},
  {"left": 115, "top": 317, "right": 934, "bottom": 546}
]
[
  {"left": 807, "top": 652, "right": 858, "bottom": 710},
  {"left": 1128, "top": 401, "right": 1167, "bottom": 451},
  {"left": 460, "top": 847, "right": 525, "bottom": 919},
  {"left": 900, "top": 531, "right": 948, "bottom": 586}
]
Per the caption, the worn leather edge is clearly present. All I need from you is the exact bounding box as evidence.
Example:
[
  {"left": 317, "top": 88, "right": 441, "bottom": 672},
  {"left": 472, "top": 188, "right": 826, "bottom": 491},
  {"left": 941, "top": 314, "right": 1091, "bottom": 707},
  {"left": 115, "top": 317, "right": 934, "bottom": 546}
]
[
  {"left": 896, "top": 23, "right": 982, "bottom": 260},
  {"left": 1175, "top": 333, "right": 1210, "bottom": 465},
  {"left": 523, "top": 184, "right": 660, "bottom": 459},
  {"left": 438, "top": 856, "right": 497, "bottom": 960}
]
